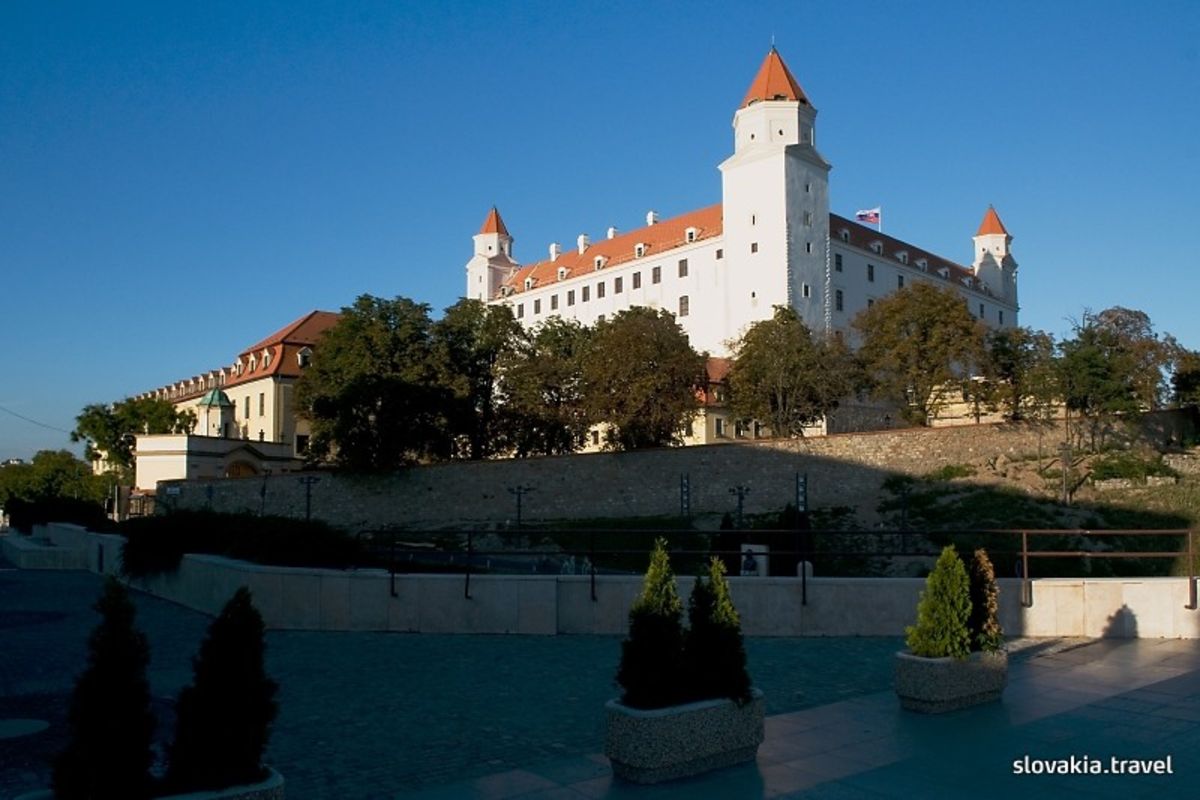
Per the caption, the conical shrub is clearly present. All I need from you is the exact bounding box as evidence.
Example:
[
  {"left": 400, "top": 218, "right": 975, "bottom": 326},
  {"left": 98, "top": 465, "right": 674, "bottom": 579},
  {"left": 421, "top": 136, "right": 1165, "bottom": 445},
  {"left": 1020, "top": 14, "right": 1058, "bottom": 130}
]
[
  {"left": 165, "top": 587, "right": 278, "bottom": 792},
  {"left": 905, "top": 546, "right": 971, "bottom": 659},
  {"left": 685, "top": 557, "right": 752, "bottom": 704},
  {"left": 615, "top": 538, "right": 685, "bottom": 709},
  {"left": 53, "top": 578, "right": 155, "bottom": 799},
  {"left": 967, "top": 548, "right": 1004, "bottom": 652}
]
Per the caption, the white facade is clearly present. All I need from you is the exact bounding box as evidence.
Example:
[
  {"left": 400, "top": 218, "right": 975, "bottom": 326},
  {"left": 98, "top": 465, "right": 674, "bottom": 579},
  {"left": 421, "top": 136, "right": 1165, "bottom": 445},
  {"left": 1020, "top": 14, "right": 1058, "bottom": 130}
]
[{"left": 469, "top": 49, "right": 1019, "bottom": 356}]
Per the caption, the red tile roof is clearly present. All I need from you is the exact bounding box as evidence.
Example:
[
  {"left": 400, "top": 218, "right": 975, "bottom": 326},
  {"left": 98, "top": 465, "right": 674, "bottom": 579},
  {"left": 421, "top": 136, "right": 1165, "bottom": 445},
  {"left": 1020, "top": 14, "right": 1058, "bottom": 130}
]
[
  {"left": 976, "top": 206, "right": 1009, "bottom": 236},
  {"left": 742, "top": 48, "right": 810, "bottom": 108},
  {"left": 829, "top": 214, "right": 982, "bottom": 290},
  {"left": 501, "top": 204, "right": 723, "bottom": 297},
  {"left": 479, "top": 206, "right": 510, "bottom": 236}
]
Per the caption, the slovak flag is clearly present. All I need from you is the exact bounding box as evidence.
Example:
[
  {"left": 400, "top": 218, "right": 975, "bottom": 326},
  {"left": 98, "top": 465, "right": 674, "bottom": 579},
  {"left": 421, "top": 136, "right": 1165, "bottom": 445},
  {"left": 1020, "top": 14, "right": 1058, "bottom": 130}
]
[{"left": 856, "top": 207, "right": 881, "bottom": 224}]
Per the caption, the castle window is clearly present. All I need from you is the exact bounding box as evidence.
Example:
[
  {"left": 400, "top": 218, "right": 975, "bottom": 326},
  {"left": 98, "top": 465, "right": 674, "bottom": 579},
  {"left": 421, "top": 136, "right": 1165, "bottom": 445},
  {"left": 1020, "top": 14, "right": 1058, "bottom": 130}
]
[
  {"left": 834, "top": 253, "right": 843, "bottom": 271},
  {"left": 867, "top": 264, "right": 875, "bottom": 282},
  {"left": 840, "top": 229, "right": 849, "bottom": 242},
  {"left": 751, "top": 215, "right": 756, "bottom": 226},
  {"left": 750, "top": 242, "right": 758, "bottom": 254},
  {"left": 524, "top": 277, "right": 533, "bottom": 290},
  {"left": 635, "top": 243, "right": 646, "bottom": 258},
  {"left": 715, "top": 417, "right": 726, "bottom": 437},
  {"left": 557, "top": 267, "right": 567, "bottom": 280},
  {"left": 678, "top": 259, "right": 688, "bottom": 278},
  {"left": 517, "top": 303, "right": 525, "bottom": 319},
  {"left": 716, "top": 249, "right": 723, "bottom": 260},
  {"left": 591, "top": 430, "right": 600, "bottom": 445},
  {"left": 582, "top": 285, "right": 590, "bottom": 302},
  {"left": 871, "top": 242, "right": 883, "bottom": 254},
  {"left": 685, "top": 227, "right": 698, "bottom": 243},
  {"left": 594, "top": 256, "right": 606, "bottom": 270},
  {"left": 652, "top": 266, "right": 661, "bottom": 284},
  {"left": 678, "top": 295, "right": 690, "bottom": 316},
  {"left": 567, "top": 290, "right": 575, "bottom": 306},
  {"left": 244, "top": 397, "right": 250, "bottom": 418},
  {"left": 805, "top": 242, "right": 812, "bottom": 254},
  {"left": 262, "top": 350, "right": 271, "bottom": 368},
  {"left": 597, "top": 281, "right": 606, "bottom": 298},
  {"left": 917, "top": 258, "right": 928, "bottom": 271},
  {"left": 802, "top": 283, "right": 811, "bottom": 298},
  {"left": 805, "top": 182, "right": 811, "bottom": 193},
  {"left": 979, "top": 303, "right": 985, "bottom": 318},
  {"left": 803, "top": 211, "right": 812, "bottom": 226},
  {"left": 897, "top": 252, "right": 908, "bottom": 265},
  {"left": 633, "top": 272, "right": 642, "bottom": 289},
  {"left": 550, "top": 294, "right": 559, "bottom": 311},
  {"left": 614, "top": 277, "right": 623, "bottom": 294},
  {"left": 835, "top": 290, "right": 843, "bottom": 311},
  {"left": 259, "top": 393, "right": 265, "bottom": 416},
  {"left": 898, "top": 275, "right": 904, "bottom": 289},
  {"left": 534, "top": 299, "right": 541, "bottom": 314},
  {"left": 938, "top": 267, "right": 950, "bottom": 279},
  {"left": 999, "top": 310, "right": 1005, "bottom": 325}
]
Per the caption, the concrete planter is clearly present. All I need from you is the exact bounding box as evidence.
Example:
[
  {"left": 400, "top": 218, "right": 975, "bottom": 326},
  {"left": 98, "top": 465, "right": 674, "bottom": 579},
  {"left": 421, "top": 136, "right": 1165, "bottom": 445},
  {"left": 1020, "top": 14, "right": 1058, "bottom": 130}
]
[
  {"left": 16, "top": 766, "right": 284, "bottom": 800},
  {"left": 894, "top": 650, "right": 1008, "bottom": 713},
  {"left": 604, "top": 688, "right": 764, "bottom": 784}
]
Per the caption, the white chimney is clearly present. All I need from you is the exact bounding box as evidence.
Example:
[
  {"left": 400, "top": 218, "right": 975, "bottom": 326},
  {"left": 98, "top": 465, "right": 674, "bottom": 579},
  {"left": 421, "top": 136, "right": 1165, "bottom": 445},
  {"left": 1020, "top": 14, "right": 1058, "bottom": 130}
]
[
  {"left": 607, "top": 226, "right": 618, "bottom": 240},
  {"left": 577, "top": 234, "right": 590, "bottom": 254},
  {"left": 646, "top": 210, "right": 659, "bottom": 226},
  {"left": 549, "top": 242, "right": 562, "bottom": 261}
]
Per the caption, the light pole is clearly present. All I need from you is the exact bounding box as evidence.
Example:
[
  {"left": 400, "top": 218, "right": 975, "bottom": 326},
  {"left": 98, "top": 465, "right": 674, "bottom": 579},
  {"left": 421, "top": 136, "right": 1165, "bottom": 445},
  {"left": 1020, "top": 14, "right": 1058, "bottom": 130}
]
[
  {"left": 729, "top": 485, "right": 750, "bottom": 529},
  {"left": 508, "top": 485, "right": 535, "bottom": 529},
  {"left": 298, "top": 476, "right": 321, "bottom": 521}
]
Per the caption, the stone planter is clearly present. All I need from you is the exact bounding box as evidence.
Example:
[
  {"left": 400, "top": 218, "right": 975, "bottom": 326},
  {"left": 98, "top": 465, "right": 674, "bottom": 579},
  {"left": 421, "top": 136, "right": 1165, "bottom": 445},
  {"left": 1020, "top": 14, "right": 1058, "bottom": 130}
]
[
  {"left": 894, "top": 650, "right": 1008, "bottom": 713},
  {"left": 604, "top": 688, "right": 764, "bottom": 784},
  {"left": 16, "top": 766, "right": 284, "bottom": 800}
]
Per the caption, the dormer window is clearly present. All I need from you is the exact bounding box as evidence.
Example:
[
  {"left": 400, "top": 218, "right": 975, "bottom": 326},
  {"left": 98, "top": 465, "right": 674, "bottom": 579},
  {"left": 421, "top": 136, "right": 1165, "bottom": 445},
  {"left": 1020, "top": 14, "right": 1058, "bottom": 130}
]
[
  {"left": 916, "top": 258, "right": 928, "bottom": 271},
  {"left": 594, "top": 255, "right": 607, "bottom": 270},
  {"left": 557, "top": 267, "right": 568, "bottom": 280},
  {"left": 248, "top": 355, "right": 257, "bottom": 372},
  {"left": 500, "top": 285, "right": 514, "bottom": 298},
  {"left": 938, "top": 267, "right": 950, "bottom": 279},
  {"left": 524, "top": 277, "right": 534, "bottom": 291},
  {"left": 840, "top": 229, "right": 850, "bottom": 242},
  {"left": 261, "top": 349, "right": 271, "bottom": 369},
  {"left": 685, "top": 227, "right": 698, "bottom": 243},
  {"left": 896, "top": 251, "right": 908, "bottom": 265},
  {"left": 635, "top": 243, "right": 647, "bottom": 258},
  {"left": 870, "top": 241, "right": 883, "bottom": 254},
  {"left": 297, "top": 347, "right": 312, "bottom": 368}
]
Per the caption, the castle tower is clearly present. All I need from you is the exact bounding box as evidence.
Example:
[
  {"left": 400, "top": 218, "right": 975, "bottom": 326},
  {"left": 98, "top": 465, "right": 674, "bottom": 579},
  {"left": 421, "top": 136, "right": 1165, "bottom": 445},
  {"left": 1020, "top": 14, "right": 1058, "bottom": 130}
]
[
  {"left": 466, "top": 207, "right": 518, "bottom": 302},
  {"left": 718, "top": 48, "right": 831, "bottom": 339},
  {"left": 971, "top": 206, "right": 1018, "bottom": 306}
]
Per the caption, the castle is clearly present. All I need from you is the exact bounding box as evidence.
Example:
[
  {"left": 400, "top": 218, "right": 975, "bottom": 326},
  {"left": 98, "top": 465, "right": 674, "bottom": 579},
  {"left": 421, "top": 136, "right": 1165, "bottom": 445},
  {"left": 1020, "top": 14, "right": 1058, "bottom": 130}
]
[{"left": 467, "top": 48, "right": 1018, "bottom": 356}]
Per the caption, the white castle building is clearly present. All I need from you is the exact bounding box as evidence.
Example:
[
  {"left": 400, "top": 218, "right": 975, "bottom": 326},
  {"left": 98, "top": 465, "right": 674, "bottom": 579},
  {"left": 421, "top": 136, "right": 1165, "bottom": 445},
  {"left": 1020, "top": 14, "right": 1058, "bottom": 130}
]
[{"left": 467, "top": 48, "right": 1018, "bottom": 356}]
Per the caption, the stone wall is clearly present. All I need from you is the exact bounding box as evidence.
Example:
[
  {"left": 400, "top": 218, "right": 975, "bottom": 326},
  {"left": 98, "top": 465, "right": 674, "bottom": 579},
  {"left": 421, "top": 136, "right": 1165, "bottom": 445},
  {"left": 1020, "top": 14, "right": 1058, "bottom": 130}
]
[{"left": 158, "top": 410, "right": 1196, "bottom": 532}]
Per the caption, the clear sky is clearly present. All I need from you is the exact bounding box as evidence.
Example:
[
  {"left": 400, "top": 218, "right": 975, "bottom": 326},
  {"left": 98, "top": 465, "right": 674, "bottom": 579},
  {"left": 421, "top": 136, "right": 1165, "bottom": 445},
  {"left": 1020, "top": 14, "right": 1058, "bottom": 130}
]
[{"left": 2, "top": 0, "right": 1198, "bottom": 460}]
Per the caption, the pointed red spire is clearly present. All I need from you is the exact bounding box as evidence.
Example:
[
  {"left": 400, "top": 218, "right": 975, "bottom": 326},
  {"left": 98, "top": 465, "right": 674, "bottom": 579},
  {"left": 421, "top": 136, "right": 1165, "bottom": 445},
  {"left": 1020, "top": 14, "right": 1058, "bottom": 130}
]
[
  {"left": 741, "top": 48, "right": 810, "bottom": 108},
  {"left": 479, "top": 206, "right": 510, "bottom": 236},
  {"left": 976, "top": 206, "right": 1009, "bottom": 236}
]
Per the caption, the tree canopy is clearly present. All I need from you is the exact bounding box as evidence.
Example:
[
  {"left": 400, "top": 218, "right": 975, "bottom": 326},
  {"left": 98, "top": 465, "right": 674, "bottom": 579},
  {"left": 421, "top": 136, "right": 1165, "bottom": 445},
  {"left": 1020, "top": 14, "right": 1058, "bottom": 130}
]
[
  {"left": 72, "top": 398, "right": 196, "bottom": 476},
  {"left": 982, "top": 326, "right": 1059, "bottom": 422},
  {"left": 0, "top": 450, "right": 112, "bottom": 508},
  {"left": 1173, "top": 349, "right": 1200, "bottom": 407},
  {"left": 727, "top": 306, "right": 857, "bottom": 437},
  {"left": 853, "top": 283, "right": 985, "bottom": 426},
  {"left": 580, "top": 307, "right": 705, "bottom": 450},
  {"left": 499, "top": 317, "right": 593, "bottom": 456}
]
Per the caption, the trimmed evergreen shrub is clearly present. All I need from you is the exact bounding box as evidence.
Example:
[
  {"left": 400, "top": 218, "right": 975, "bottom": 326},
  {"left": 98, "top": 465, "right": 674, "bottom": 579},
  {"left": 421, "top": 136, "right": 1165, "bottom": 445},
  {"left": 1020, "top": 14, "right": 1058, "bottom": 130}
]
[
  {"left": 685, "top": 557, "right": 752, "bottom": 704},
  {"left": 905, "top": 546, "right": 971, "bottom": 659},
  {"left": 968, "top": 548, "right": 1004, "bottom": 652},
  {"left": 165, "top": 587, "right": 279, "bottom": 793},
  {"left": 53, "top": 578, "right": 155, "bottom": 799},
  {"left": 616, "top": 538, "right": 686, "bottom": 709}
]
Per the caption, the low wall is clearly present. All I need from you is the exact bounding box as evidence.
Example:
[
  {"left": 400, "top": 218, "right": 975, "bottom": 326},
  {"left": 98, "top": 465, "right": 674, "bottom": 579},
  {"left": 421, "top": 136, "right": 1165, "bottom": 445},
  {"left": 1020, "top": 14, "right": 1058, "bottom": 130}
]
[{"left": 9, "top": 524, "right": 1199, "bottom": 638}]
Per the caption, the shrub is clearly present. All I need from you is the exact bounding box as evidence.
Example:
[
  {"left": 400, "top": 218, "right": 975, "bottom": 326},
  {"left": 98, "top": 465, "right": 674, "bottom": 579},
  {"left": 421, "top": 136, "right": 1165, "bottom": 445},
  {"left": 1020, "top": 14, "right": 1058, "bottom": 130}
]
[
  {"left": 967, "top": 548, "right": 1004, "bottom": 652},
  {"left": 905, "top": 546, "right": 971, "bottom": 659},
  {"left": 615, "top": 538, "right": 686, "bottom": 709},
  {"left": 685, "top": 557, "right": 752, "bottom": 704},
  {"left": 165, "top": 587, "right": 279, "bottom": 793},
  {"left": 1090, "top": 451, "right": 1178, "bottom": 482},
  {"left": 53, "top": 578, "right": 155, "bottom": 799},
  {"left": 5, "top": 496, "right": 110, "bottom": 534},
  {"left": 923, "top": 464, "right": 976, "bottom": 482}
]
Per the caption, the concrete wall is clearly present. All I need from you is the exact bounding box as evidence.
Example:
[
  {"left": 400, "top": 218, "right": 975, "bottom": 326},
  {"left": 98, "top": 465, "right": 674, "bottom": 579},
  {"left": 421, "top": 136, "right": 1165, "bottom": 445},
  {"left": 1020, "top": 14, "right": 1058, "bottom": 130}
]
[{"left": 8, "top": 524, "right": 1198, "bottom": 638}]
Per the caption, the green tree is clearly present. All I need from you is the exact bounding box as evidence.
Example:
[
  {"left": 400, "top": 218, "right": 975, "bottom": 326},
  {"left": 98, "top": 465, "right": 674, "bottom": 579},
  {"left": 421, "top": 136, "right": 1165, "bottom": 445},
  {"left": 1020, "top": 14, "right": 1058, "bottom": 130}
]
[
  {"left": 982, "top": 326, "right": 1059, "bottom": 421},
  {"left": 905, "top": 546, "right": 971, "bottom": 659},
  {"left": 726, "top": 306, "right": 857, "bottom": 438},
  {"left": 499, "top": 317, "right": 593, "bottom": 456},
  {"left": 72, "top": 398, "right": 196, "bottom": 478},
  {"left": 1173, "top": 349, "right": 1200, "bottom": 407},
  {"left": 853, "top": 283, "right": 986, "bottom": 426},
  {"left": 295, "top": 295, "right": 451, "bottom": 470},
  {"left": 0, "top": 450, "right": 112, "bottom": 530},
  {"left": 166, "top": 588, "right": 278, "bottom": 793},
  {"left": 580, "top": 307, "right": 705, "bottom": 450},
  {"left": 616, "top": 538, "right": 686, "bottom": 708},
  {"left": 685, "top": 557, "right": 752, "bottom": 704},
  {"left": 53, "top": 579, "right": 155, "bottom": 799},
  {"left": 1093, "top": 307, "right": 1176, "bottom": 410},
  {"left": 967, "top": 549, "right": 1003, "bottom": 653}
]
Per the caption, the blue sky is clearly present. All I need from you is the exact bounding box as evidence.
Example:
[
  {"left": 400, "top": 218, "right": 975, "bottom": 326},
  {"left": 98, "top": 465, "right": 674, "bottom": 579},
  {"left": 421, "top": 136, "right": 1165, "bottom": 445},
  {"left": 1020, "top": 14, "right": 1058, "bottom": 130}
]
[{"left": 2, "top": 0, "right": 1198, "bottom": 460}]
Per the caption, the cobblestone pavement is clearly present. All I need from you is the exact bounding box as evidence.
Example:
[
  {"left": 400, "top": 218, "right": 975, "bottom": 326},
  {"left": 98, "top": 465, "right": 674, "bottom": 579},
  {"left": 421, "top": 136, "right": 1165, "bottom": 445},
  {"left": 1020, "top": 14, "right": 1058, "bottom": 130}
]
[{"left": 0, "top": 565, "right": 1094, "bottom": 799}]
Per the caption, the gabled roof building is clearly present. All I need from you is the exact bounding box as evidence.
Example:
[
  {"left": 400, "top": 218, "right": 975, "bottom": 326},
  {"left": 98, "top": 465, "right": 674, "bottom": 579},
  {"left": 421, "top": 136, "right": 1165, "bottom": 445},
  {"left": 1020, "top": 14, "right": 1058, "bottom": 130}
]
[{"left": 467, "top": 49, "right": 1019, "bottom": 356}]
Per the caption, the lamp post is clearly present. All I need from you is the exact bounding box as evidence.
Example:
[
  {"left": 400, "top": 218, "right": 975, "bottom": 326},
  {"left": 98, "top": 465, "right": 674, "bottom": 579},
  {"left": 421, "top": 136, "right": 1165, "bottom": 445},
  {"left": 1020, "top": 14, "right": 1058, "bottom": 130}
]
[
  {"left": 298, "top": 475, "right": 321, "bottom": 521},
  {"left": 729, "top": 485, "right": 750, "bottom": 529},
  {"left": 507, "top": 485, "right": 535, "bottom": 529}
]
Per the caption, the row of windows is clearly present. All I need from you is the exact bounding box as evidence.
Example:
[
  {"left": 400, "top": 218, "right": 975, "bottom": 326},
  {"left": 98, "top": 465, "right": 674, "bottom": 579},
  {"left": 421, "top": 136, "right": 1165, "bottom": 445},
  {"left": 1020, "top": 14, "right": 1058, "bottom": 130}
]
[
  {"left": 235, "top": 393, "right": 268, "bottom": 419},
  {"left": 517, "top": 260, "right": 694, "bottom": 318},
  {"left": 518, "top": 295, "right": 691, "bottom": 321}
]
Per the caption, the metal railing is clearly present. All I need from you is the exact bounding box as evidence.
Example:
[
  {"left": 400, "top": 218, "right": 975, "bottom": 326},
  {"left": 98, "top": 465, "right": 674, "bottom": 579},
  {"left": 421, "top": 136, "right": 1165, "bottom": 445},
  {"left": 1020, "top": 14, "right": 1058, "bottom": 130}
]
[{"left": 363, "top": 527, "right": 1197, "bottom": 609}]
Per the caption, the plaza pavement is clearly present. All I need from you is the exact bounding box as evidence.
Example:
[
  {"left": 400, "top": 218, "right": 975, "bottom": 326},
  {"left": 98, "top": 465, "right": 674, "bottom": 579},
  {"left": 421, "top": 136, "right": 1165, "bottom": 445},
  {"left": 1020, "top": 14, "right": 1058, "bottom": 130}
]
[{"left": 2, "top": 560, "right": 1198, "bottom": 798}]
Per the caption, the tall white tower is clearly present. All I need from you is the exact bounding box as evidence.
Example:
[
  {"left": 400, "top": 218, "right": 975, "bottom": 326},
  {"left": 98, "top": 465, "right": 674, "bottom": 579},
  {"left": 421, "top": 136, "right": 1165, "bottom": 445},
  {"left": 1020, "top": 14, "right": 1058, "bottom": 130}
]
[
  {"left": 465, "top": 207, "right": 518, "bottom": 302},
  {"left": 971, "top": 206, "right": 1018, "bottom": 305},
  {"left": 718, "top": 48, "right": 831, "bottom": 342}
]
